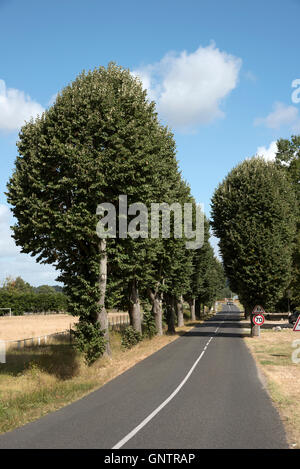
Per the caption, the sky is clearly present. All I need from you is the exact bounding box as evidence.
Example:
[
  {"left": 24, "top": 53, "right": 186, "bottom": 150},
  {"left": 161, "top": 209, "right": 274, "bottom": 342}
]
[{"left": 0, "top": 0, "right": 300, "bottom": 285}]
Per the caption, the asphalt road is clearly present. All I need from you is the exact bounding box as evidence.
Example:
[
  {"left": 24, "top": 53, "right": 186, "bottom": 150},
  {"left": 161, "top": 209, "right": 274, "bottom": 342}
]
[{"left": 0, "top": 304, "right": 288, "bottom": 449}]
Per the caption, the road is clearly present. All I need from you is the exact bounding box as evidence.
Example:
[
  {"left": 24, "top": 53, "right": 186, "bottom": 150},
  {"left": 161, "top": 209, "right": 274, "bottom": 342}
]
[{"left": 0, "top": 304, "right": 288, "bottom": 449}]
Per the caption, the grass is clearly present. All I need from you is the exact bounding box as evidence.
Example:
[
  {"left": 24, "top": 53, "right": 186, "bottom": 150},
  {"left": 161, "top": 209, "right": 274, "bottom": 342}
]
[
  {"left": 0, "top": 317, "right": 205, "bottom": 435},
  {"left": 0, "top": 314, "right": 77, "bottom": 341},
  {"left": 244, "top": 329, "right": 300, "bottom": 449},
  {"left": 0, "top": 312, "right": 129, "bottom": 342}
]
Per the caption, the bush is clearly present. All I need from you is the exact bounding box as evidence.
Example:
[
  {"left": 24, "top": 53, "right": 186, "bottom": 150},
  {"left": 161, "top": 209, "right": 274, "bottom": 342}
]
[
  {"left": 73, "top": 321, "right": 106, "bottom": 365},
  {"left": 121, "top": 326, "right": 143, "bottom": 349},
  {"left": 0, "top": 290, "right": 68, "bottom": 315},
  {"left": 142, "top": 310, "right": 157, "bottom": 338}
]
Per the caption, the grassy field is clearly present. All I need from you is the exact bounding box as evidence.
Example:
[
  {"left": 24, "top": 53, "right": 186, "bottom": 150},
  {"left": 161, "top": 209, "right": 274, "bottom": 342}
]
[
  {"left": 0, "top": 312, "right": 129, "bottom": 342},
  {"left": 244, "top": 329, "right": 300, "bottom": 449},
  {"left": 0, "top": 318, "right": 204, "bottom": 435}
]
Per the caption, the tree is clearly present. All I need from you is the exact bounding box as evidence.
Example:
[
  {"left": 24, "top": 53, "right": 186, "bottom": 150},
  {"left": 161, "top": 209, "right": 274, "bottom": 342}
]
[
  {"left": 200, "top": 253, "right": 225, "bottom": 310},
  {"left": 6, "top": 63, "right": 181, "bottom": 361},
  {"left": 275, "top": 136, "right": 300, "bottom": 309},
  {"left": 185, "top": 217, "right": 225, "bottom": 319},
  {"left": 211, "top": 157, "right": 297, "bottom": 335},
  {"left": 2, "top": 276, "right": 33, "bottom": 294},
  {"left": 35, "top": 285, "right": 56, "bottom": 294},
  {"left": 105, "top": 124, "right": 182, "bottom": 334}
]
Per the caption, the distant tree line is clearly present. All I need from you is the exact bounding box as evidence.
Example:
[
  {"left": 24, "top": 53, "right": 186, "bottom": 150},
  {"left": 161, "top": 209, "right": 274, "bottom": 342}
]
[{"left": 0, "top": 276, "right": 67, "bottom": 315}]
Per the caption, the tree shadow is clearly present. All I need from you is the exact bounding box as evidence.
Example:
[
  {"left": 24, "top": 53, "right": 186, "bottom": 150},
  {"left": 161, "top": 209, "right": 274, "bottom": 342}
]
[
  {"left": 182, "top": 327, "right": 248, "bottom": 339},
  {"left": 0, "top": 340, "right": 80, "bottom": 380}
]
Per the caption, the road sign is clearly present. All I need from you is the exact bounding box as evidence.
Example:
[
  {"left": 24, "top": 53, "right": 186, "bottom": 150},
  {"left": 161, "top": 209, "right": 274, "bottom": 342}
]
[
  {"left": 252, "top": 305, "right": 265, "bottom": 314},
  {"left": 293, "top": 316, "right": 300, "bottom": 332},
  {"left": 253, "top": 314, "right": 265, "bottom": 326}
]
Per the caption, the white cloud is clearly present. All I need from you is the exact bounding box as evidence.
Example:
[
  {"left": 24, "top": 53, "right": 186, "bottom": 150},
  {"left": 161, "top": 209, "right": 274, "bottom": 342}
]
[
  {"left": 0, "top": 79, "right": 44, "bottom": 132},
  {"left": 133, "top": 43, "right": 242, "bottom": 131},
  {"left": 0, "top": 204, "right": 19, "bottom": 256},
  {"left": 244, "top": 71, "right": 257, "bottom": 82},
  {"left": 0, "top": 204, "right": 60, "bottom": 287},
  {"left": 254, "top": 102, "right": 300, "bottom": 131},
  {"left": 256, "top": 141, "right": 278, "bottom": 162}
]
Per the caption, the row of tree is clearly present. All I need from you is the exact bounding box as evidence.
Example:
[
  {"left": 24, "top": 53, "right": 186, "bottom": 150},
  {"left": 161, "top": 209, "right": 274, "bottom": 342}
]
[{"left": 6, "top": 63, "right": 225, "bottom": 360}]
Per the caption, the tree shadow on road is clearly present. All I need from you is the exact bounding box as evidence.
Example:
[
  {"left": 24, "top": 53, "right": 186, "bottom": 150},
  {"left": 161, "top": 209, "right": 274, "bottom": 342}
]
[{"left": 182, "top": 328, "right": 248, "bottom": 339}]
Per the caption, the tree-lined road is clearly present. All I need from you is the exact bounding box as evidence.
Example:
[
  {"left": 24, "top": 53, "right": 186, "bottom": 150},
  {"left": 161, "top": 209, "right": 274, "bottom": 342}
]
[{"left": 0, "top": 305, "right": 288, "bottom": 449}]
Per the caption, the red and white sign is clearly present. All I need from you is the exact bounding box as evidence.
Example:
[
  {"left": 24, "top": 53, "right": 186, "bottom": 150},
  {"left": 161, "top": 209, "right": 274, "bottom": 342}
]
[
  {"left": 253, "top": 314, "right": 265, "bottom": 326},
  {"left": 294, "top": 316, "right": 300, "bottom": 332}
]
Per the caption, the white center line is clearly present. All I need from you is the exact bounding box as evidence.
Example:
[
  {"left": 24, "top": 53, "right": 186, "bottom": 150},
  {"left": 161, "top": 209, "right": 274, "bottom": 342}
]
[{"left": 112, "top": 321, "right": 224, "bottom": 449}]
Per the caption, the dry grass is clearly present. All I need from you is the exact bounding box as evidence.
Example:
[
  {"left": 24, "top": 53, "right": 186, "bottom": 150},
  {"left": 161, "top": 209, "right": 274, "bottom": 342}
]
[
  {"left": 0, "top": 318, "right": 202, "bottom": 435},
  {"left": 244, "top": 329, "right": 300, "bottom": 449},
  {"left": 0, "top": 312, "right": 129, "bottom": 341},
  {"left": 0, "top": 314, "right": 78, "bottom": 341}
]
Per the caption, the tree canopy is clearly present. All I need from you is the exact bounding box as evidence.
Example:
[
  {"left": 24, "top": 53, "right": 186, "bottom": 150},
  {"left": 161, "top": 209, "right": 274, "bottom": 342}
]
[{"left": 211, "top": 157, "right": 297, "bottom": 317}]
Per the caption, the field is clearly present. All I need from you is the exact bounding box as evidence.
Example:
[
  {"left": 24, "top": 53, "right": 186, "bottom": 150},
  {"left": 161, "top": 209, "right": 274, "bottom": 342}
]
[
  {"left": 0, "top": 312, "right": 129, "bottom": 342},
  {"left": 244, "top": 328, "right": 300, "bottom": 449}
]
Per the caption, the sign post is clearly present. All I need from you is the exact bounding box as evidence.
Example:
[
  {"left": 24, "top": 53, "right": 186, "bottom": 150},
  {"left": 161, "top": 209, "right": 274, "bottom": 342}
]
[{"left": 251, "top": 305, "right": 265, "bottom": 337}]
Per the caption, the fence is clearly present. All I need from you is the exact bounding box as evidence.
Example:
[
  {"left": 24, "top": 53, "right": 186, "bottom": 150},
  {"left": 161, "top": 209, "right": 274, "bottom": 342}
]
[
  {"left": 108, "top": 314, "right": 130, "bottom": 331},
  {"left": 2, "top": 329, "right": 71, "bottom": 351},
  {"left": 0, "top": 314, "right": 130, "bottom": 362}
]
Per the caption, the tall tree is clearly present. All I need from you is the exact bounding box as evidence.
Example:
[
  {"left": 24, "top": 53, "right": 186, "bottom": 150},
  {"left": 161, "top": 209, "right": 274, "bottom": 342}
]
[
  {"left": 275, "top": 136, "right": 300, "bottom": 309},
  {"left": 211, "top": 157, "right": 297, "bottom": 335},
  {"left": 6, "top": 63, "right": 180, "bottom": 360}
]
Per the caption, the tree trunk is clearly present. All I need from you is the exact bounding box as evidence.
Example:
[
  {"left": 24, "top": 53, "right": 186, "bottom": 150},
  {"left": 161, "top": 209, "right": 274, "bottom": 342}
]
[
  {"left": 148, "top": 288, "right": 163, "bottom": 335},
  {"left": 97, "top": 239, "right": 111, "bottom": 356},
  {"left": 195, "top": 298, "right": 201, "bottom": 319},
  {"left": 166, "top": 295, "right": 176, "bottom": 334},
  {"left": 188, "top": 298, "right": 196, "bottom": 321},
  {"left": 245, "top": 305, "right": 260, "bottom": 337},
  {"left": 129, "top": 278, "right": 142, "bottom": 333},
  {"left": 177, "top": 296, "right": 184, "bottom": 327}
]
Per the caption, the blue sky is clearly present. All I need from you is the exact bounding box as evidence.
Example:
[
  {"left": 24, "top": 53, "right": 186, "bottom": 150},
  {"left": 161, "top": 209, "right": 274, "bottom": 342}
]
[{"left": 0, "top": 0, "right": 300, "bottom": 285}]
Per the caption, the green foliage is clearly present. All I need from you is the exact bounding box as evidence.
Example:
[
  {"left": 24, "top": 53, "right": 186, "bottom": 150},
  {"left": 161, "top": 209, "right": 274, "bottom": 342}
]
[
  {"left": 34, "top": 285, "right": 56, "bottom": 294},
  {"left": 6, "top": 62, "right": 183, "bottom": 352},
  {"left": 275, "top": 135, "right": 300, "bottom": 309},
  {"left": 6, "top": 60, "right": 228, "bottom": 360},
  {"left": 2, "top": 276, "right": 33, "bottom": 294},
  {"left": 121, "top": 326, "right": 143, "bottom": 349},
  {"left": 211, "top": 157, "right": 297, "bottom": 312},
  {"left": 0, "top": 277, "right": 67, "bottom": 315},
  {"left": 142, "top": 309, "right": 157, "bottom": 338},
  {"left": 0, "top": 290, "right": 68, "bottom": 315},
  {"left": 218, "top": 285, "right": 235, "bottom": 300},
  {"left": 73, "top": 321, "right": 106, "bottom": 365},
  {"left": 185, "top": 216, "right": 225, "bottom": 309}
]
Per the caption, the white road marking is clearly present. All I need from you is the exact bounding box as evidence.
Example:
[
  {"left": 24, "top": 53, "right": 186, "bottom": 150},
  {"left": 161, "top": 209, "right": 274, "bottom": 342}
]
[{"left": 112, "top": 321, "right": 224, "bottom": 449}]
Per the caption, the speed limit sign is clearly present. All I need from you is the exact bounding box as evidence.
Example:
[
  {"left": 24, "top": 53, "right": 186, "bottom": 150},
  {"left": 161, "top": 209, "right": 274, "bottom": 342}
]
[{"left": 253, "top": 314, "right": 265, "bottom": 326}]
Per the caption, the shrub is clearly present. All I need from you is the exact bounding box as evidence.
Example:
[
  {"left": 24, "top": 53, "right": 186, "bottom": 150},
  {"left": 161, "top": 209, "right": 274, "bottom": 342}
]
[
  {"left": 73, "top": 321, "right": 106, "bottom": 365},
  {"left": 142, "top": 310, "right": 157, "bottom": 339},
  {"left": 121, "top": 326, "right": 143, "bottom": 349}
]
